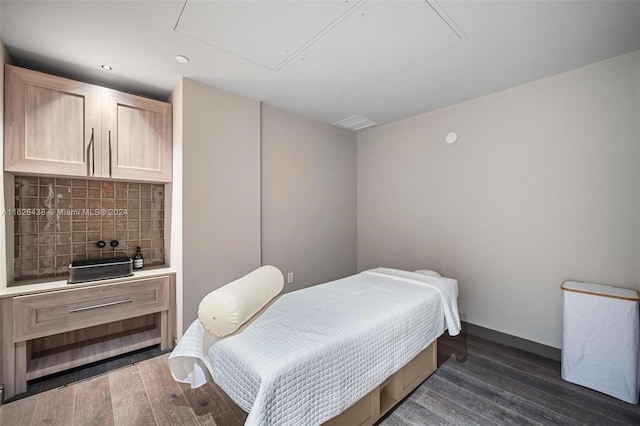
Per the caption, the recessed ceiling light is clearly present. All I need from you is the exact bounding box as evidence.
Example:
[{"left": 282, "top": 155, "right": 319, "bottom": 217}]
[
  {"left": 101, "top": 65, "right": 112, "bottom": 71},
  {"left": 175, "top": 55, "right": 189, "bottom": 64}
]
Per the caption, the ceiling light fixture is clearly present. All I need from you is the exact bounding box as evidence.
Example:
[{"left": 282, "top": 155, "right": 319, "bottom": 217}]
[
  {"left": 175, "top": 55, "right": 189, "bottom": 64},
  {"left": 101, "top": 65, "right": 112, "bottom": 71}
]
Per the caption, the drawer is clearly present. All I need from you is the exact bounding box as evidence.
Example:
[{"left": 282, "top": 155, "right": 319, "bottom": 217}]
[{"left": 13, "top": 276, "right": 170, "bottom": 342}]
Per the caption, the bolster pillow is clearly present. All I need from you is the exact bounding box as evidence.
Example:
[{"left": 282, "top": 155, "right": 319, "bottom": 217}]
[{"left": 198, "top": 265, "right": 284, "bottom": 337}]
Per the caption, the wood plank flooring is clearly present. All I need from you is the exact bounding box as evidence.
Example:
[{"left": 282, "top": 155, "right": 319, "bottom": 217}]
[{"left": 1, "top": 333, "right": 638, "bottom": 425}]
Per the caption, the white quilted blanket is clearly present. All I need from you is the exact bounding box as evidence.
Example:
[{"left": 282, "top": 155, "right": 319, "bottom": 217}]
[{"left": 169, "top": 268, "right": 460, "bottom": 426}]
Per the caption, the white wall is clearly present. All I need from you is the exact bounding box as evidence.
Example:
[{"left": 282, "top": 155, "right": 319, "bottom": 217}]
[
  {"left": 261, "top": 105, "right": 357, "bottom": 291},
  {"left": 357, "top": 51, "right": 640, "bottom": 348},
  {"left": 180, "top": 78, "right": 261, "bottom": 329}
]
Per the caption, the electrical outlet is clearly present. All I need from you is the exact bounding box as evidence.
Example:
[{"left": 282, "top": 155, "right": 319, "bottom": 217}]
[{"left": 287, "top": 272, "right": 294, "bottom": 284}]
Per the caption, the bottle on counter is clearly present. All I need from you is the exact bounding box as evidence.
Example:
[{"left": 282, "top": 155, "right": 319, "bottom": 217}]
[{"left": 133, "top": 246, "right": 144, "bottom": 269}]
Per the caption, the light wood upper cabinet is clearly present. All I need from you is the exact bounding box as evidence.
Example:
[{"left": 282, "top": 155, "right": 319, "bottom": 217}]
[
  {"left": 4, "top": 65, "right": 172, "bottom": 182},
  {"left": 4, "top": 65, "right": 101, "bottom": 177},
  {"left": 101, "top": 89, "right": 172, "bottom": 182}
]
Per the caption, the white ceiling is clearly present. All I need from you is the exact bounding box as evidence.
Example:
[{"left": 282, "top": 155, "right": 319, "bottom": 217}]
[{"left": 1, "top": 1, "right": 639, "bottom": 129}]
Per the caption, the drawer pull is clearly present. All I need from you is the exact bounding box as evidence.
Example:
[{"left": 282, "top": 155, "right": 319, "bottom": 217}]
[{"left": 69, "top": 298, "right": 133, "bottom": 313}]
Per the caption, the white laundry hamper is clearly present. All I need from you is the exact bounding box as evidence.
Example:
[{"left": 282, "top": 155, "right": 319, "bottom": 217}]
[{"left": 561, "top": 281, "right": 640, "bottom": 404}]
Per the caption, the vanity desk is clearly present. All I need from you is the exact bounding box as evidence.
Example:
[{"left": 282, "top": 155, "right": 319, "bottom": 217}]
[{"left": 0, "top": 268, "right": 176, "bottom": 400}]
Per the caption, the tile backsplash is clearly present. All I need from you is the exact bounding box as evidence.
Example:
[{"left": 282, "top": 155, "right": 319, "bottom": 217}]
[{"left": 13, "top": 176, "right": 165, "bottom": 282}]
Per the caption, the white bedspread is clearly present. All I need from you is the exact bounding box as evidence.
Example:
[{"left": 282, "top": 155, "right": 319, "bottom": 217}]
[{"left": 169, "top": 268, "right": 460, "bottom": 426}]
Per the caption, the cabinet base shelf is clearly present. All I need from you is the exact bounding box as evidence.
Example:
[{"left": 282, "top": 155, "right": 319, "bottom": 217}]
[
  {"left": 1, "top": 273, "right": 175, "bottom": 400},
  {"left": 26, "top": 328, "right": 161, "bottom": 381}
]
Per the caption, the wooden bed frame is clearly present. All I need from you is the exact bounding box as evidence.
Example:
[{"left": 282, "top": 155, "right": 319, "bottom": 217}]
[
  {"left": 217, "top": 295, "right": 444, "bottom": 425},
  {"left": 206, "top": 263, "right": 470, "bottom": 425},
  {"left": 323, "top": 340, "right": 437, "bottom": 426},
  {"left": 220, "top": 338, "right": 438, "bottom": 426}
]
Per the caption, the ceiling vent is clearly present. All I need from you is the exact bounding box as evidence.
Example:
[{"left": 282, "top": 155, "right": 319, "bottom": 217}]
[{"left": 333, "top": 115, "right": 377, "bottom": 131}]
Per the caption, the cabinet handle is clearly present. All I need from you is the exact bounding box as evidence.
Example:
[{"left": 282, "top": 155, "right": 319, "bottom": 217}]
[
  {"left": 88, "top": 127, "right": 95, "bottom": 176},
  {"left": 108, "top": 130, "right": 112, "bottom": 177},
  {"left": 69, "top": 298, "right": 133, "bottom": 313}
]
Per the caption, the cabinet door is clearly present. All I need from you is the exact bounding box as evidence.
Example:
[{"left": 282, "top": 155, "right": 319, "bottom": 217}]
[
  {"left": 102, "top": 89, "right": 172, "bottom": 182},
  {"left": 4, "top": 65, "right": 102, "bottom": 176}
]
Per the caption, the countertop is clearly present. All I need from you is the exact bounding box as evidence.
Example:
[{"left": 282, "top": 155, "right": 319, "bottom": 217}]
[{"left": 0, "top": 266, "right": 176, "bottom": 298}]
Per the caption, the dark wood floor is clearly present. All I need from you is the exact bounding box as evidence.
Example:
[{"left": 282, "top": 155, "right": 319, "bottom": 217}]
[{"left": 1, "top": 333, "right": 638, "bottom": 425}]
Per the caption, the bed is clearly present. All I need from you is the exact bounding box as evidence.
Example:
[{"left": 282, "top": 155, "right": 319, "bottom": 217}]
[{"left": 169, "top": 267, "right": 461, "bottom": 426}]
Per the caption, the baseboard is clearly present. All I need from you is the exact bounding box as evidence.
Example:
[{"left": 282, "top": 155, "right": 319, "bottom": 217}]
[{"left": 462, "top": 321, "right": 561, "bottom": 361}]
